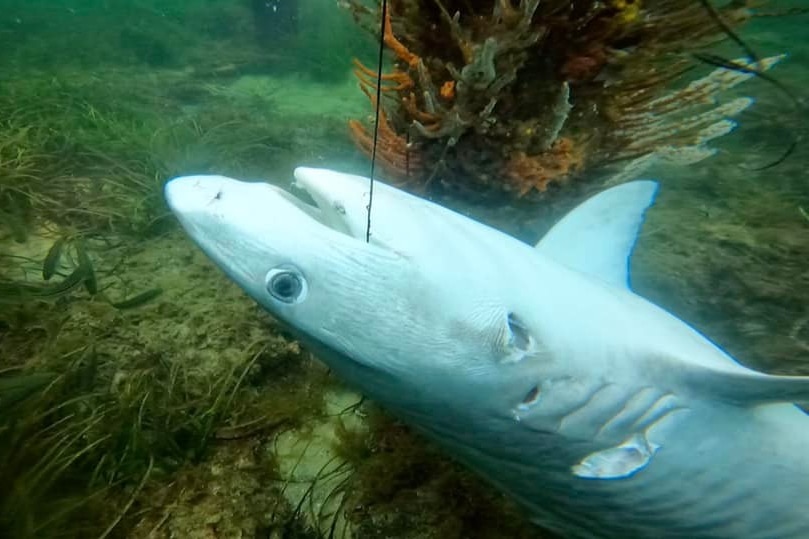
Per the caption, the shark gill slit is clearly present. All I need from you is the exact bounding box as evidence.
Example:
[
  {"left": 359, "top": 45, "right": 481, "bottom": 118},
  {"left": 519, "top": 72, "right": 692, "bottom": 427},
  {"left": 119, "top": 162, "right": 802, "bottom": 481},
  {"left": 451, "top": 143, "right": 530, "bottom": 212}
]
[
  {"left": 595, "top": 386, "right": 668, "bottom": 438},
  {"left": 630, "top": 393, "right": 681, "bottom": 431},
  {"left": 520, "top": 384, "right": 541, "bottom": 407},
  {"left": 555, "top": 382, "right": 614, "bottom": 430}
]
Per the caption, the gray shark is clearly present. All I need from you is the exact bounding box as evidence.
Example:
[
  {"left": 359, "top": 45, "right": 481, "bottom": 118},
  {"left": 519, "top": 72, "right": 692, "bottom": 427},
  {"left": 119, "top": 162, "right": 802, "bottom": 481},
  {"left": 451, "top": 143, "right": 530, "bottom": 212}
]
[{"left": 165, "top": 167, "right": 809, "bottom": 538}]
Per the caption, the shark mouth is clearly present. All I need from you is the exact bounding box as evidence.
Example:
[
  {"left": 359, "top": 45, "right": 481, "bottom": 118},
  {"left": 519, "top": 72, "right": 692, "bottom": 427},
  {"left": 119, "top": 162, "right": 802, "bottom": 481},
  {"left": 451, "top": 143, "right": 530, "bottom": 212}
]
[
  {"left": 272, "top": 181, "right": 355, "bottom": 239},
  {"left": 286, "top": 166, "right": 372, "bottom": 241},
  {"left": 164, "top": 167, "right": 373, "bottom": 245}
]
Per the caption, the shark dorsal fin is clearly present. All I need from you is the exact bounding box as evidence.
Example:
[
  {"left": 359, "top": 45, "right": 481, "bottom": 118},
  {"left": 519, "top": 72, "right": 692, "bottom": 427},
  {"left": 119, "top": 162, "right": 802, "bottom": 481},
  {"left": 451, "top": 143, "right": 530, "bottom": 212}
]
[{"left": 535, "top": 181, "right": 658, "bottom": 288}]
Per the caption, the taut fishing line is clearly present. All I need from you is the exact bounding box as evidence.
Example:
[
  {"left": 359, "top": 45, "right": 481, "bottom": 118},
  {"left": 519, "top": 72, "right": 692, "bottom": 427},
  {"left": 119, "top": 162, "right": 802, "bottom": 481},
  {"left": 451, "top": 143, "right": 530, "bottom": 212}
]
[
  {"left": 694, "top": 0, "right": 802, "bottom": 170},
  {"left": 365, "top": 0, "right": 389, "bottom": 243}
]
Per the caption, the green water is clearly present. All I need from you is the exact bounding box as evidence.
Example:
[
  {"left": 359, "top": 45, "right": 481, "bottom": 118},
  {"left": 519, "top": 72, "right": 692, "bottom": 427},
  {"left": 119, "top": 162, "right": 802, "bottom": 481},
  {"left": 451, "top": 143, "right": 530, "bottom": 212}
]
[{"left": 0, "top": 1, "right": 807, "bottom": 538}]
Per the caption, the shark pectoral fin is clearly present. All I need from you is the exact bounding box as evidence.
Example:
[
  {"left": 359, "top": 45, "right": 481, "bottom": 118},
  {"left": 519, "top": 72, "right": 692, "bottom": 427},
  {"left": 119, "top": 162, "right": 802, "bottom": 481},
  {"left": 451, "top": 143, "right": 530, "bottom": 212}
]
[
  {"left": 571, "top": 433, "right": 659, "bottom": 479},
  {"left": 535, "top": 180, "right": 658, "bottom": 289},
  {"left": 693, "top": 368, "right": 809, "bottom": 406}
]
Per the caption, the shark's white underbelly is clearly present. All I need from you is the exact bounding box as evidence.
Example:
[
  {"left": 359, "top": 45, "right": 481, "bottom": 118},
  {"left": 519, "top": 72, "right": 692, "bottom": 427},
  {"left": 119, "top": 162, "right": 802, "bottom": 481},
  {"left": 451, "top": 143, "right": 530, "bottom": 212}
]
[{"left": 426, "top": 400, "right": 809, "bottom": 539}]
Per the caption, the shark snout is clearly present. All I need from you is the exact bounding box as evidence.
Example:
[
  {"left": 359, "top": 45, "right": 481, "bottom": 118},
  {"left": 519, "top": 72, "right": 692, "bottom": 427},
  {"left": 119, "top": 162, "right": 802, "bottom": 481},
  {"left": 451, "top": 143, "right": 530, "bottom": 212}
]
[{"left": 164, "top": 175, "right": 234, "bottom": 215}]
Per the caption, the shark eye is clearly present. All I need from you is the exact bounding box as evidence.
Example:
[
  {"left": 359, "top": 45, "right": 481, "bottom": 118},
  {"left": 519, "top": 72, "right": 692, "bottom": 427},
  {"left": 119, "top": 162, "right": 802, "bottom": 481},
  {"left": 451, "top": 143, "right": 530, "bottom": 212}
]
[{"left": 266, "top": 266, "right": 308, "bottom": 304}]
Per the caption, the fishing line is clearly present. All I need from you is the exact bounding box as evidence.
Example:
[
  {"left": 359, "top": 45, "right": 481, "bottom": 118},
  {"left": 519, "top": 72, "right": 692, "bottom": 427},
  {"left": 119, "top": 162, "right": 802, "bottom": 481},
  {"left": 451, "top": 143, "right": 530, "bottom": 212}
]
[
  {"left": 693, "top": 51, "right": 801, "bottom": 170},
  {"left": 365, "top": 0, "right": 389, "bottom": 243},
  {"left": 696, "top": 0, "right": 761, "bottom": 67},
  {"left": 694, "top": 0, "right": 802, "bottom": 170}
]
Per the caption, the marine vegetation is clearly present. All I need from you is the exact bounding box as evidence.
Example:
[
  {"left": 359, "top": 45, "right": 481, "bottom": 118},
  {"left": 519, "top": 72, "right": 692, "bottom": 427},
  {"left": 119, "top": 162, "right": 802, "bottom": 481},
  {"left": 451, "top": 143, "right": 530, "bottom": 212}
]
[
  {"left": 344, "top": 0, "right": 785, "bottom": 200},
  {"left": 0, "top": 2, "right": 360, "bottom": 536},
  {"left": 333, "top": 407, "right": 541, "bottom": 538}
]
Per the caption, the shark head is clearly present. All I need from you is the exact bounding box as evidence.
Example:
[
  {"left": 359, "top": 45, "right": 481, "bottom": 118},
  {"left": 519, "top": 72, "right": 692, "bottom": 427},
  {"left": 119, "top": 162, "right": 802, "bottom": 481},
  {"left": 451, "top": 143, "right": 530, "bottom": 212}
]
[{"left": 164, "top": 168, "right": 549, "bottom": 426}]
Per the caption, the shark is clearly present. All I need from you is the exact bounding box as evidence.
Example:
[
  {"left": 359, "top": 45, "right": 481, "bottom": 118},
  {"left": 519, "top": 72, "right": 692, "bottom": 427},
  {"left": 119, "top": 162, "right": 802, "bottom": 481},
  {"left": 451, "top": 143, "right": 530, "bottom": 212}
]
[{"left": 165, "top": 167, "right": 809, "bottom": 538}]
